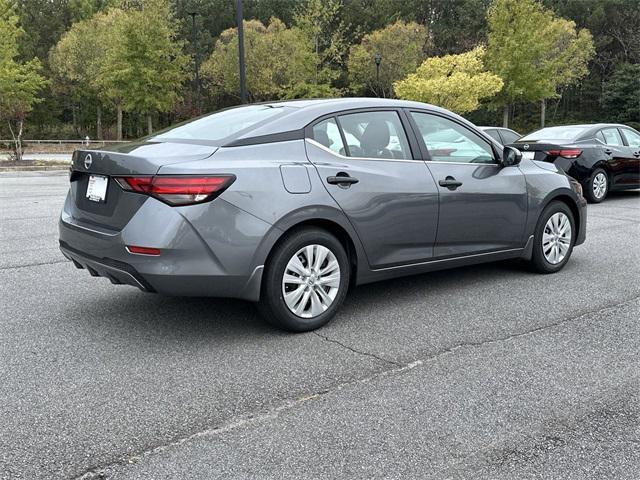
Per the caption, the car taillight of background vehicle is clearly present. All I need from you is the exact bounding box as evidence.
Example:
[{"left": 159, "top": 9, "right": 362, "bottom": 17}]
[
  {"left": 115, "top": 175, "right": 235, "bottom": 206},
  {"left": 545, "top": 149, "right": 583, "bottom": 159}
]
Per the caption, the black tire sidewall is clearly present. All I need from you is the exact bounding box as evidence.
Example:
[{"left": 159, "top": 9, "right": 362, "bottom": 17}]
[
  {"left": 259, "top": 228, "right": 350, "bottom": 332},
  {"left": 585, "top": 168, "right": 608, "bottom": 203},
  {"left": 531, "top": 201, "right": 576, "bottom": 273}
]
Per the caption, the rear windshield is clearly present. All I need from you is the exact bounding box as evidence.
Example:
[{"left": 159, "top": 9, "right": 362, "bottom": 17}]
[
  {"left": 521, "top": 126, "right": 589, "bottom": 141},
  {"left": 152, "top": 105, "right": 288, "bottom": 142}
]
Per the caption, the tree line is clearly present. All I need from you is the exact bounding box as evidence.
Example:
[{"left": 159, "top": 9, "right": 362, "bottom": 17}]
[{"left": 1, "top": 0, "right": 638, "bottom": 152}]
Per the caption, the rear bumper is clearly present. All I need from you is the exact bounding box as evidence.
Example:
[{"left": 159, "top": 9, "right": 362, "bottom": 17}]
[
  {"left": 60, "top": 241, "right": 155, "bottom": 292},
  {"left": 58, "top": 192, "right": 270, "bottom": 301}
]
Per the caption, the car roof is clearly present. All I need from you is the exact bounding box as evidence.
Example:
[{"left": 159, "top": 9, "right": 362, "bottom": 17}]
[
  {"left": 521, "top": 123, "right": 633, "bottom": 141},
  {"left": 230, "top": 97, "right": 469, "bottom": 141}
]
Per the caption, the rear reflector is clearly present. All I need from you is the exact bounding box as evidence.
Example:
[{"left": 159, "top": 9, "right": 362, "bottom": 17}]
[
  {"left": 115, "top": 175, "right": 235, "bottom": 206},
  {"left": 545, "top": 149, "right": 583, "bottom": 159},
  {"left": 126, "top": 245, "right": 161, "bottom": 256}
]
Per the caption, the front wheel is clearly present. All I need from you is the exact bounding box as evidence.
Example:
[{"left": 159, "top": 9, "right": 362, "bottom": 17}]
[
  {"left": 258, "top": 227, "right": 350, "bottom": 332},
  {"left": 528, "top": 201, "right": 575, "bottom": 274}
]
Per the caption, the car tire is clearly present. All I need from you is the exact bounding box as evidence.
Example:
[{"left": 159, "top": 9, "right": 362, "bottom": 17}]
[
  {"left": 528, "top": 201, "right": 575, "bottom": 274},
  {"left": 258, "top": 227, "right": 350, "bottom": 332},
  {"left": 584, "top": 168, "right": 608, "bottom": 203}
]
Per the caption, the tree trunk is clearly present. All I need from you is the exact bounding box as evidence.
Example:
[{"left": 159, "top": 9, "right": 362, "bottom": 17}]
[
  {"left": 116, "top": 104, "right": 123, "bottom": 141},
  {"left": 147, "top": 112, "right": 153, "bottom": 135},
  {"left": 502, "top": 104, "right": 510, "bottom": 128},
  {"left": 96, "top": 105, "right": 102, "bottom": 140},
  {"left": 540, "top": 99, "right": 546, "bottom": 128},
  {"left": 16, "top": 120, "right": 23, "bottom": 162}
]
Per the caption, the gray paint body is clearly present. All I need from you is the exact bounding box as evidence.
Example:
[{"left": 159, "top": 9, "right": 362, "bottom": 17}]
[{"left": 59, "top": 98, "right": 587, "bottom": 302}]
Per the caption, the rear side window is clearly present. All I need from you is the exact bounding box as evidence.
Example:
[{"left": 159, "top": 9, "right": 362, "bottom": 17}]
[
  {"left": 153, "top": 105, "right": 287, "bottom": 142},
  {"left": 601, "top": 128, "right": 624, "bottom": 146},
  {"left": 312, "top": 118, "right": 346, "bottom": 155},
  {"left": 500, "top": 129, "right": 521, "bottom": 144},
  {"left": 337, "top": 111, "right": 411, "bottom": 160},
  {"left": 484, "top": 129, "right": 502, "bottom": 143},
  {"left": 410, "top": 112, "right": 495, "bottom": 164},
  {"left": 621, "top": 129, "right": 640, "bottom": 148}
]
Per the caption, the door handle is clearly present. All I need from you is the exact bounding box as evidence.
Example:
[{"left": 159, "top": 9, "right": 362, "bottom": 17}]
[
  {"left": 604, "top": 148, "right": 613, "bottom": 155},
  {"left": 327, "top": 173, "right": 359, "bottom": 186},
  {"left": 439, "top": 176, "right": 463, "bottom": 190}
]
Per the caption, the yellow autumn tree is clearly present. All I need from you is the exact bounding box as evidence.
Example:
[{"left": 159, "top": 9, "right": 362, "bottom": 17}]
[{"left": 394, "top": 46, "right": 503, "bottom": 114}]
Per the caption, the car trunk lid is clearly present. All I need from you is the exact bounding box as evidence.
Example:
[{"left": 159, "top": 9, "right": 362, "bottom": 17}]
[{"left": 67, "top": 141, "right": 217, "bottom": 231}]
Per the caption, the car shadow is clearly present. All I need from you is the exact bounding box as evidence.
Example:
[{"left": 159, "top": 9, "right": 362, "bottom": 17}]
[
  {"left": 78, "top": 258, "right": 539, "bottom": 343},
  {"left": 606, "top": 190, "right": 640, "bottom": 201}
]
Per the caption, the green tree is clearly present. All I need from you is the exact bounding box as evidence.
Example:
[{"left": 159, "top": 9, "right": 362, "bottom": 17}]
[
  {"left": 0, "top": 0, "right": 47, "bottom": 159},
  {"left": 486, "top": 0, "right": 594, "bottom": 127},
  {"left": 602, "top": 63, "right": 640, "bottom": 127},
  {"left": 102, "top": 0, "right": 188, "bottom": 137},
  {"left": 49, "top": 9, "right": 124, "bottom": 139},
  {"left": 348, "top": 21, "right": 428, "bottom": 98},
  {"left": 294, "top": 0, "right": 351, "bottom": 87},
  {"left": 202, "top": 18, "right": 319, "bottom": 103},
  {"left": 395, "top": 47, "right": 503, "bottom": 114}
]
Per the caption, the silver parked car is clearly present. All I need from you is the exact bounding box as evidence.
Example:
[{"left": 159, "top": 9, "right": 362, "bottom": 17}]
[{"left": 59, "top": 98, "right": 586, "bottom": 331}]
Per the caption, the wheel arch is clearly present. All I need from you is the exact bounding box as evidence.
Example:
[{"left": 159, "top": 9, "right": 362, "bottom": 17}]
[
  {"left": 251, "top": 206, "right": 368, "bottom": 297},
  {"left": 540, "top": 192, "right": 581, "bottom": 237}
]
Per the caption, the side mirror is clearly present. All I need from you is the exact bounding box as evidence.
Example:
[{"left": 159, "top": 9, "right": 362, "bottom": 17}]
[{"left": 502, "top": 146, "right": 522, "bottom": 167}]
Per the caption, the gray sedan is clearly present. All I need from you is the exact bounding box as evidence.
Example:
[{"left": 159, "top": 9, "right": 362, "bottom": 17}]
[{"left": 59, "top": 98, "right": 587, "bottom": 331}]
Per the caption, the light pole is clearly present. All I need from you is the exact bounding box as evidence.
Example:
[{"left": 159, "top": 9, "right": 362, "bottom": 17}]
[
  {"left": 374, "top": 51, "right": 382, "bottom": 97},
  {"left": 236, "top": 0, "right": 247, "bottom": 104},
  {"left": 188, "top": 12, "right": 201, "bottom": 113}
]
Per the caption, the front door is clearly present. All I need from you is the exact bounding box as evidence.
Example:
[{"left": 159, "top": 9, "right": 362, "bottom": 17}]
[
  {"left": 408, "top": 111, "right": 528, "bottom": 258},
  {"left": 305, "top": 110, "right": 439, "bottom": 269}
]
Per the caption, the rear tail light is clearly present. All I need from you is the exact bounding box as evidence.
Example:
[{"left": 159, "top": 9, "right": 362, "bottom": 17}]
[
  {"left": 115, "top": 175, "right": 235, "bottom": 206},
  {"left": 126, "top": 245, "right": 161, "bottom": 256},
  {"left": 545, "top": 149, "right": 582, "bottom": 159}
]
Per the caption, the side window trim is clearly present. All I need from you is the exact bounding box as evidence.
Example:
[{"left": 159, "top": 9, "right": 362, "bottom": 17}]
[
  {"left": 406, "top": 109, "right": 499, "bottom": 165},
  {"left": 333, "top": 115, "right": 351, "bottom": 157},
  {"left": 617, "top": 127, "right": 630, "bottom": 147}
]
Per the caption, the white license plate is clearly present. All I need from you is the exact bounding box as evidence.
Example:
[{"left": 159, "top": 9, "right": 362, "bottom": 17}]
[
  {"left": 521, "top": 151, "right": 535, "bottom": 160},
  {"left": 86, "top": 175, "right": 108, "bottom": 202}
]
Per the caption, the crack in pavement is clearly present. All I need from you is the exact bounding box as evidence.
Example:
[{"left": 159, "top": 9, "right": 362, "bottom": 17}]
[
  {"left": 70, "top": 295, "right": 639, "bottom": 480},
  {"left": 0, "top": 259, "right": 68, "bottom": 271},
  {"left": 313, "top": 330, "right": 403, "bottom": 367}
]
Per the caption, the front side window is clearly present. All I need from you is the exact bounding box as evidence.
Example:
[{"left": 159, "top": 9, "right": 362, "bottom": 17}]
[
  {"left": 410, "top": 112, "right": 495, "bottom": 164},
  {"left": 312, "top": 118, "right": 345, "bottom": 155},
  {"left": 336, "top": 111, "right": 411, "bottom": 160},
  {"left": 601, "top": 128, "right": 624, "bottom": 146},
  {"left": 621, "top": 129, "right": 640, "bottom": 148}
]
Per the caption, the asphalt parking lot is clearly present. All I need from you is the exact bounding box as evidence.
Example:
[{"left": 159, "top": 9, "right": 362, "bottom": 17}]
[{"left": 1, "top": 172, "right": 639, "bottom": 479}]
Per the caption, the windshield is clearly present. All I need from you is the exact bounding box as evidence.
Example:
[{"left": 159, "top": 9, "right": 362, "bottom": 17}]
[
  {"left": 152, "top": 105, "right": 288, "bottom": 142},
  {"left": 521, "top": 126, "right": 589, "bottom": 141}
]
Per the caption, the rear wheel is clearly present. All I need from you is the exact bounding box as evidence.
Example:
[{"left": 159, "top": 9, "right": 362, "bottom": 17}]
[
  {"left": 258, "top": 228, "right": 350, "bottom": 332},
  {"left": 528, "top": 201, "right": 575, "bottom": 274},
  {"left": 585, "top": 168, "right": 608, "bottom": 203}
]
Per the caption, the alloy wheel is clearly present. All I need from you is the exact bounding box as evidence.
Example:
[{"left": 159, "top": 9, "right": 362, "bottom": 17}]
[
  {"left": 282, "top": 244, "right": 341, "bottom": 318},
  {"left": 592, "top": 172, "right": 607, "bottom": 199},
  {"left": 542, "top": 212, "right": 572, "bottom": 265}
]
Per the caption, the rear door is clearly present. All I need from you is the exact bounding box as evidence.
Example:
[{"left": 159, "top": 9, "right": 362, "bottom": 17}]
[
  {"left": 407, "top": 110, "right": 528, "bottom": 258},
  {"left": 618, "top": 128, "right": 640, "bottom": 188},
  {"left": 305, "top": 110, "right": 439, "bottom": 269}
]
